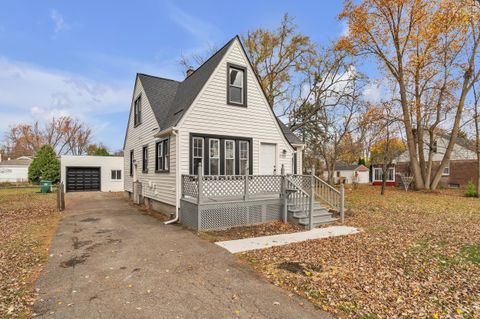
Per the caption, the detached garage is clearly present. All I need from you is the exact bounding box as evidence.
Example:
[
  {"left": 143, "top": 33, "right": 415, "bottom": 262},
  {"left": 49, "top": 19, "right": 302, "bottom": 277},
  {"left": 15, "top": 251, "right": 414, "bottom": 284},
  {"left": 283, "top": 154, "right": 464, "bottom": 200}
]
[{"left": 61, "top": 155, "right": 123, "bottom": 192}]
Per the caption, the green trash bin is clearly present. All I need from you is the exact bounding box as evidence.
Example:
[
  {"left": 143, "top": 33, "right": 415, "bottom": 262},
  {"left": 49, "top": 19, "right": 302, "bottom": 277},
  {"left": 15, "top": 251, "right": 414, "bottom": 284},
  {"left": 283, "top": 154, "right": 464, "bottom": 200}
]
[{"left": 40, "top": 180, "right": 52, "bottom": 193}]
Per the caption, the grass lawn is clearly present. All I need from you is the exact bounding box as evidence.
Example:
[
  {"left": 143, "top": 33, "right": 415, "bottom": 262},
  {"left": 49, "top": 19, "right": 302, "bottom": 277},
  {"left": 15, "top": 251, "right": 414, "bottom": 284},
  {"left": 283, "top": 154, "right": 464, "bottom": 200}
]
[
  {"left": 240, "top": 186, "right": 480, "bottom": 318},
  {"left": 0, "top": 188, "right": 61, "bottom": 318}
]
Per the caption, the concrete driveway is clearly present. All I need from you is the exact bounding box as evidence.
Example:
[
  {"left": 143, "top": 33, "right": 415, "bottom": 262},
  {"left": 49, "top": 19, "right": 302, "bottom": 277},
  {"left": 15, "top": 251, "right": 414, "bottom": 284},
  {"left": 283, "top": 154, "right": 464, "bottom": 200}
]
[{"left": 33, "top": 192, "right": 331, "bottom": 319}]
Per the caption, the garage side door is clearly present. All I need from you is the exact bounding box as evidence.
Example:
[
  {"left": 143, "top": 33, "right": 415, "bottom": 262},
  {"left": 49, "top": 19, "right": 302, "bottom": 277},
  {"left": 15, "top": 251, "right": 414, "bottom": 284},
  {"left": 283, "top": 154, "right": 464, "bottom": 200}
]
[{"left": 66, "top": 167, "right": 101, "bottom": 192}]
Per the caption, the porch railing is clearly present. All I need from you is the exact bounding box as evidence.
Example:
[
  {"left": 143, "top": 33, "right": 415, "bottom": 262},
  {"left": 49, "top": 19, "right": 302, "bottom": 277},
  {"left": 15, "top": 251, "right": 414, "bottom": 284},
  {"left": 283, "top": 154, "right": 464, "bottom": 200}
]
[
  {"left": 182, "top": 173, "right": 283, "bottom": 203},
  {"left": 181, "top": 163, "right": 344, "bottom": 224},
  {"left": 287, "top": 174, "right": 344, "bottom": 222}
]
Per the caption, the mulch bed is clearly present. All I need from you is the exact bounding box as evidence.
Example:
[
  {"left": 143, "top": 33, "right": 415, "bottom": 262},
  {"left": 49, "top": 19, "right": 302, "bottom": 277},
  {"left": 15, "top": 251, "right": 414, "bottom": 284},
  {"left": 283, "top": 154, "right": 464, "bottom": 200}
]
[{"left": 199, "top": 221, "right": 303, "bottom": 242}]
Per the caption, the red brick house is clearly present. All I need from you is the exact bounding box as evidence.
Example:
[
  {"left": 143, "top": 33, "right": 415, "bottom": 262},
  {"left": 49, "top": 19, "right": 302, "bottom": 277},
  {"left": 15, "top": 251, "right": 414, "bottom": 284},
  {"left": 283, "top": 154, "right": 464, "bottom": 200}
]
[{"left": 394, "top": 133, "right": 477, "bottom": 188}]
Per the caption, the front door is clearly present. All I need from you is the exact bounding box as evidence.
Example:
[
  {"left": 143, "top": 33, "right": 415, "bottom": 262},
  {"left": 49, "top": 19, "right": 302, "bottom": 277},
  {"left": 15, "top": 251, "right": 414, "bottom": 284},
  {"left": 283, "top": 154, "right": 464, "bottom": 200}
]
[{"left": 260, "top": 143, "right": 277, "bottom": 174}]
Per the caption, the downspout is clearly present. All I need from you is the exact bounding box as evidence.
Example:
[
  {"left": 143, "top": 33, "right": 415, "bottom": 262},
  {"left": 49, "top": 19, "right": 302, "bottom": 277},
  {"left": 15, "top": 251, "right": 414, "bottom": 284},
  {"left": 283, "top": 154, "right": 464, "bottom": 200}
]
[{"left": 165, "top": 128, "right": 180, "bottom": 224}]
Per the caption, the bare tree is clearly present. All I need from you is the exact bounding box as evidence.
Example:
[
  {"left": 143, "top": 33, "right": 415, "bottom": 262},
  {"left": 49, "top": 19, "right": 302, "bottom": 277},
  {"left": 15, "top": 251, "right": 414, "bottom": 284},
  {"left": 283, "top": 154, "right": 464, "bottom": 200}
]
[
  {"left": 289, "top": 46, "right": 366, "bottom": 184},
  {"left": 178, "top": 44, "right": 218, "bottom": 73},
  {"left": 242, "top": 13, "right": 315, "bottom": 109},
  {"left": 3, "top": 116, "right": 92, "bottom": 157}
]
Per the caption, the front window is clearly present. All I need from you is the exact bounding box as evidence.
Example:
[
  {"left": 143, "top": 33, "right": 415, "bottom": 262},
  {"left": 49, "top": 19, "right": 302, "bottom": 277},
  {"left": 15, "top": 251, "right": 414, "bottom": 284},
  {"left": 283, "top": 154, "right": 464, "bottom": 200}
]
[
  {"left": 192, "top": 137, "right": 204, "bottom": 175},
  {"left": 155, "top": 139, "right": 169, "bottom": 172},
  {"left": 239, "top": 141, "right": 249, "bottom": 175},
  {"left": 134, "top": 95, "right": 142, "bottom": 126},
  {"left": 142, "top": 145, "right": 148, "bottom": 172},
  {"left": 228, "top": 65, "right": 246, "bottom": 106},
  {"left": 209, "top": 139, "right": 220, "bottom": 175},
  {"left": 111, "top": 170, "right": 122, "bottom": 180},
  {"left": 225, "top": 140, "right": 235, "bottom": 175},
  {"left": 190, "top": 135, "right": 251, "bottom": 175}
]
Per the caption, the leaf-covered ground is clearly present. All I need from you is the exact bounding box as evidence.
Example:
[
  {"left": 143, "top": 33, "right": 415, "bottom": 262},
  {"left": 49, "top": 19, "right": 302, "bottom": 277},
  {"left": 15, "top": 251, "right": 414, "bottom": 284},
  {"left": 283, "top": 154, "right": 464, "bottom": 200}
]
[
  {"left": 199, "top": 221, "right": 302, "bottom": 242},
  {"left": 0, "top": 188, "right": 61, "bottom": 318},
  {"left": 240, "top": 186, "right": 480, "bottom": 318}
]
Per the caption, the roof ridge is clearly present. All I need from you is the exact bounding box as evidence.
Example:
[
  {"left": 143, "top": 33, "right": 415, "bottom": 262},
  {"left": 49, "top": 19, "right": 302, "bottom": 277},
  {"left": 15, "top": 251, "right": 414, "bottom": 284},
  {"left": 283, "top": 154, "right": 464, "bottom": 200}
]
[{"left": 137, "top": 73, "right": 180, "bottom": 83}]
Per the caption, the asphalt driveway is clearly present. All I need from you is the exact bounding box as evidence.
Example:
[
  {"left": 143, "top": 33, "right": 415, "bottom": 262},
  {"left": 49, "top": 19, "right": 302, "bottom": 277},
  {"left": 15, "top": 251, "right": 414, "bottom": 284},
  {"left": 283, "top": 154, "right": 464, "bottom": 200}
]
[{"left": 33, "top": 192, "right": 331, "bottom": 319}]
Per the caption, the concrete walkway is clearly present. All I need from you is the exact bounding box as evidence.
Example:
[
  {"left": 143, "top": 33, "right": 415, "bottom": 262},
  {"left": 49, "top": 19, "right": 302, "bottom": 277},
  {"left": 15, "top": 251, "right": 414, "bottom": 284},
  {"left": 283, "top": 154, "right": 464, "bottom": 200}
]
[
  {"left": 216, "top": 226, "right": 361, "bottom": 253},
  {"left": 33, "top": 192, "right": 332, "bottom": 319}
]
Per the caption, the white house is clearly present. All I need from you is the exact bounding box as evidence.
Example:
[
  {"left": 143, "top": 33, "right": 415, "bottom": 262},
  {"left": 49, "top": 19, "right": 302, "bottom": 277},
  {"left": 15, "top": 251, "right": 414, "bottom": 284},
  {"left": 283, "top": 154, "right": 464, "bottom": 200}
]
[
  {"left": 123, "top": 36, "right": 305, "bottom": 218},
  {"left": 324, "top": 164, "right": 369, "bottom": 184},
  {"left": 61, "top": 155, "right": 123, "bottom": 192},
  {"left": 0, "top": 156, "right": 32, "bottom": 183}
]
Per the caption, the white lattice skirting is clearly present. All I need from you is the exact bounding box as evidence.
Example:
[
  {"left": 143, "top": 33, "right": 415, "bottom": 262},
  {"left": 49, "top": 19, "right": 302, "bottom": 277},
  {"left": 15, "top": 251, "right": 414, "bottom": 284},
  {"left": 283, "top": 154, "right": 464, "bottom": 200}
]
[{"left": 180, "top": 198, "right": 283, "bottom": 231}]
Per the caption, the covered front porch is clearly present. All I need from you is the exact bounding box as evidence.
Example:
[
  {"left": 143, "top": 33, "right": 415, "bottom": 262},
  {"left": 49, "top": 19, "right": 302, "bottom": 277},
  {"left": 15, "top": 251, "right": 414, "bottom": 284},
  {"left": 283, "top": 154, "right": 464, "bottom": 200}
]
[{"left": 180, "top": 165, "right": 345, "bottom": 231}]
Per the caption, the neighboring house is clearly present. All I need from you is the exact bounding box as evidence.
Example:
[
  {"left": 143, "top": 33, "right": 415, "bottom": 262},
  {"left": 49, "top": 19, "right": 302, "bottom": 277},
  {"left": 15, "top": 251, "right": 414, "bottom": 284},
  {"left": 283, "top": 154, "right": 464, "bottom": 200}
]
[
  {"left": 60, "top": 155, "right": 123, "bottom": 192},
  {"left": 0, "top": 156, "right": 32, "bottom": 183},
  {"left": 123, "top": 36, "right": 305, "bottom": 221},
  {"left": 325, "top": 164, "right": 369, "bottom": 184},
  {"left": 371, "top": 164, "right": 396, "bottom": 186},
  {"left": 395, "top": 132, "right": 477, "bottom": 188}
]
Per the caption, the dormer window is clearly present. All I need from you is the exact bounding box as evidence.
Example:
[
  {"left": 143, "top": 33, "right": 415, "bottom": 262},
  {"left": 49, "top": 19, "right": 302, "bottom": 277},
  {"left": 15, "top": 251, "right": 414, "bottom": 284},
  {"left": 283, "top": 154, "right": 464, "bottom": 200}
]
[
  {"left": 227, "top": 63, "right": 247, "bottom": 106},
  {"left": 134, "top": 95, "right": 142, "bottom": 126}
]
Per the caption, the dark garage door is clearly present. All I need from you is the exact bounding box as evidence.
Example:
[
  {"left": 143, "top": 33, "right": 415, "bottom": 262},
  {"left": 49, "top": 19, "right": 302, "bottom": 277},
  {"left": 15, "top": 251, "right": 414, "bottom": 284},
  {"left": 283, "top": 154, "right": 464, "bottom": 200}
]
[{"left": 66, "top": 167, "right": 101, "bottom": 192}]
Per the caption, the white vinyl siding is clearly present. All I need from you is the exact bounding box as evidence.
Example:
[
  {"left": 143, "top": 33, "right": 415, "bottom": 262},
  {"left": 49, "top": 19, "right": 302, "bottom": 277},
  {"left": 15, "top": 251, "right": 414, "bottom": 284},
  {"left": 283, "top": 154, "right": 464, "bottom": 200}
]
[
  {"left": 177, "top": 39, "right": 296, "bottom": 176},
  {"left": 123, "top": 79, "right": 177, "bottom": 206}
]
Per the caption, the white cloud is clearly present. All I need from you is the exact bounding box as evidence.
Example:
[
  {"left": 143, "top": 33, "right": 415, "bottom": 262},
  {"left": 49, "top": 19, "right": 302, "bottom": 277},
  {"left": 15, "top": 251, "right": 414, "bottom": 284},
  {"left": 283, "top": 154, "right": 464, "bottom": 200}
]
[
  {"left": 166, "top": 2, "right": 221, "bottom": 44},
  {"left": 363, "top": 80, "right": 386, "bottom": 104},
  {"left": 340, "top": 21, "right": 350, "bottom": 37},
  {"left": 50, "top": 9, "right": 70, "bottom": 33},
  {"left": 0, "top": 57, "right": 131, "bottom": 134}
]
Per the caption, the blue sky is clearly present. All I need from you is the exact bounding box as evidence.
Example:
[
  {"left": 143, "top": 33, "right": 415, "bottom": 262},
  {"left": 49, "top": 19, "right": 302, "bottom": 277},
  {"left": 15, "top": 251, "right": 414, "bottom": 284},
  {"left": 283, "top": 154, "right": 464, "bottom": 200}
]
[{"left": 0, "top": 1, "right": 370, "bottom": 152}]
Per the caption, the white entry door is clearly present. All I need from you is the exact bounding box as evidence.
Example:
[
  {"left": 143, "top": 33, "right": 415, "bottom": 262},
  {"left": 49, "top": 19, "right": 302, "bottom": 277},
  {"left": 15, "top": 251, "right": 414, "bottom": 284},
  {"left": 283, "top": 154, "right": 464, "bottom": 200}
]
[{"left": 260, "top": 143, "right": 277, "bottom": 174}]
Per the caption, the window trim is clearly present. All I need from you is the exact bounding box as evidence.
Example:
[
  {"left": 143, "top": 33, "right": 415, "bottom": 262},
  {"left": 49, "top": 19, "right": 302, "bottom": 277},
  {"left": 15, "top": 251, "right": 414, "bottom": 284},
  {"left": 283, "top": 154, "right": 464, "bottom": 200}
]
[
  {"left": 226, "top": 63, "right": 247, "bottom": 107},
  {"left": 192, "top": 137, "right": 204, "bottom": 175},
  {"left": 189, "top": 133, "right": 252, "bottom": 175},
  {"left": 133, "top": 94, "right": 142, "bottom": 127},
  {"left": 129, "top": 150, "right": 134, "bottom": 177},
  {"left": 155, "top": 138, "right": 170, "bottom": 173},
  {"left": 142, "top": 145, "right": 148, "bottom": 173},
  {"left": 111, "top": 169, "right": 122, "bottom": 180}
]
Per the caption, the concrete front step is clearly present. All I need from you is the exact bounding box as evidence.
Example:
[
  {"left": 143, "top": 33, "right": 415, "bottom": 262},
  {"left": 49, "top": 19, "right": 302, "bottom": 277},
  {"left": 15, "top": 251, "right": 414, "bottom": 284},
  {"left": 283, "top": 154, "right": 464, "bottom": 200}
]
[
  {"left": 291, "top": 209, "right": 331, "bottom": 219},
  {"left": 298, "top": 217, "right": 339, "bottom": 227}
]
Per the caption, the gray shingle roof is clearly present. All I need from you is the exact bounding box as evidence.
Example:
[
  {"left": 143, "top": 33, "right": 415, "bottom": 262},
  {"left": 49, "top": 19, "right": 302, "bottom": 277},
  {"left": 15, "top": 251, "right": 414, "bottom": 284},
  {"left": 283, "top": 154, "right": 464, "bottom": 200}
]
[
  {"left": 334, "top": 164, "right": 368, "bottom": 171},
  {"left": 136, "top": 36, "right": 302, "bottom": 147}
]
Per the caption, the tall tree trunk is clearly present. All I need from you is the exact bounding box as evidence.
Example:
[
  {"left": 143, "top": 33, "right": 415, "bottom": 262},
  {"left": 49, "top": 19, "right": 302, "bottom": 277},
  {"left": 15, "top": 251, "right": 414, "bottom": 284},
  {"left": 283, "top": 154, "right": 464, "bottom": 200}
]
[
  {"left": 474, "top": 88, "right": 480, "bottom": 197},
  {"left": 398, "top": 69, "right": 425, "bottom": 189}
]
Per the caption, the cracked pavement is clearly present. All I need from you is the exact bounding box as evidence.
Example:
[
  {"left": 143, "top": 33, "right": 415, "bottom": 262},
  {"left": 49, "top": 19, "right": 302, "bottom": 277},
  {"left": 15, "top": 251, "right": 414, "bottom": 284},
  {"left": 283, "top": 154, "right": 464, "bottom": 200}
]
[{"left": 33, "top": 192, "right": 332, "bottom": 319}]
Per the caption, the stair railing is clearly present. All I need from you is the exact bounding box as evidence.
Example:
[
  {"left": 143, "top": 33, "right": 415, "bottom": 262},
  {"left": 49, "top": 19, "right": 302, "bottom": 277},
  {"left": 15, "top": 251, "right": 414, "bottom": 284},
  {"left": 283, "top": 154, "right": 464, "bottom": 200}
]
[
  {"left": 311, "top": 175, "right": 344, "bottom": 224},
  {"left": 286, "top": 175, "right": 314, "bottom": 229}
]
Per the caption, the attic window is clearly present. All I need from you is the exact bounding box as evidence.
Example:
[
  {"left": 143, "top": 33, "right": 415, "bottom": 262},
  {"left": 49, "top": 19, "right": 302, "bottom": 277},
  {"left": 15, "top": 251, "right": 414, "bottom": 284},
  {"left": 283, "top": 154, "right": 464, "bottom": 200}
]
[
  {"left": 134, "top": 95, "right": 142, "bottom": 126},
  {"left": 227, "top": 64, "right": 247, "bottom": 106}
]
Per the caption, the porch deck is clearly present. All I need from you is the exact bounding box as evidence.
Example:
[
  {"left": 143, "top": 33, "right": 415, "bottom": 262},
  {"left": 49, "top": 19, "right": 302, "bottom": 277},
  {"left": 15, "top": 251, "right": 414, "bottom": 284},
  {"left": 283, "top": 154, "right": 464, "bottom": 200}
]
[{"left": 180, "top": 170, "right": 344, "bottom": 231}]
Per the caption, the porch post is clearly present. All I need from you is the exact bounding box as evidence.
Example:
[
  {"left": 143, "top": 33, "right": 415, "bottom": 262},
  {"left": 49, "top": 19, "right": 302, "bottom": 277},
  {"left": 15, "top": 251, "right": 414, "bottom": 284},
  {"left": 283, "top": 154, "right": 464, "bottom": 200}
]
[
  {"left": 197, "top": 162, "right": 203, "bottom": 205},
  {"left": 309, "top": 171, "right": 314, "bottom": 230},
  {"left": 281, "top": 164, "right": 287, "bottom": 223},
  {"left": 244, "top": 164, "right": 249, "bottom": 201},
  {"left": 340, "top": 183, "right": 345, "bottom": 224}
]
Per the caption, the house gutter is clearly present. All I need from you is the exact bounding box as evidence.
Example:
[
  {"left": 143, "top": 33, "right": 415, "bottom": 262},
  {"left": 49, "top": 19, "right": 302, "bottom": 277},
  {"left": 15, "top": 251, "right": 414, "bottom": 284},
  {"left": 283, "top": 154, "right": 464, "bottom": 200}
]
[{"left": 164, "top": 127, "right": 180, "bottom": 225}]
